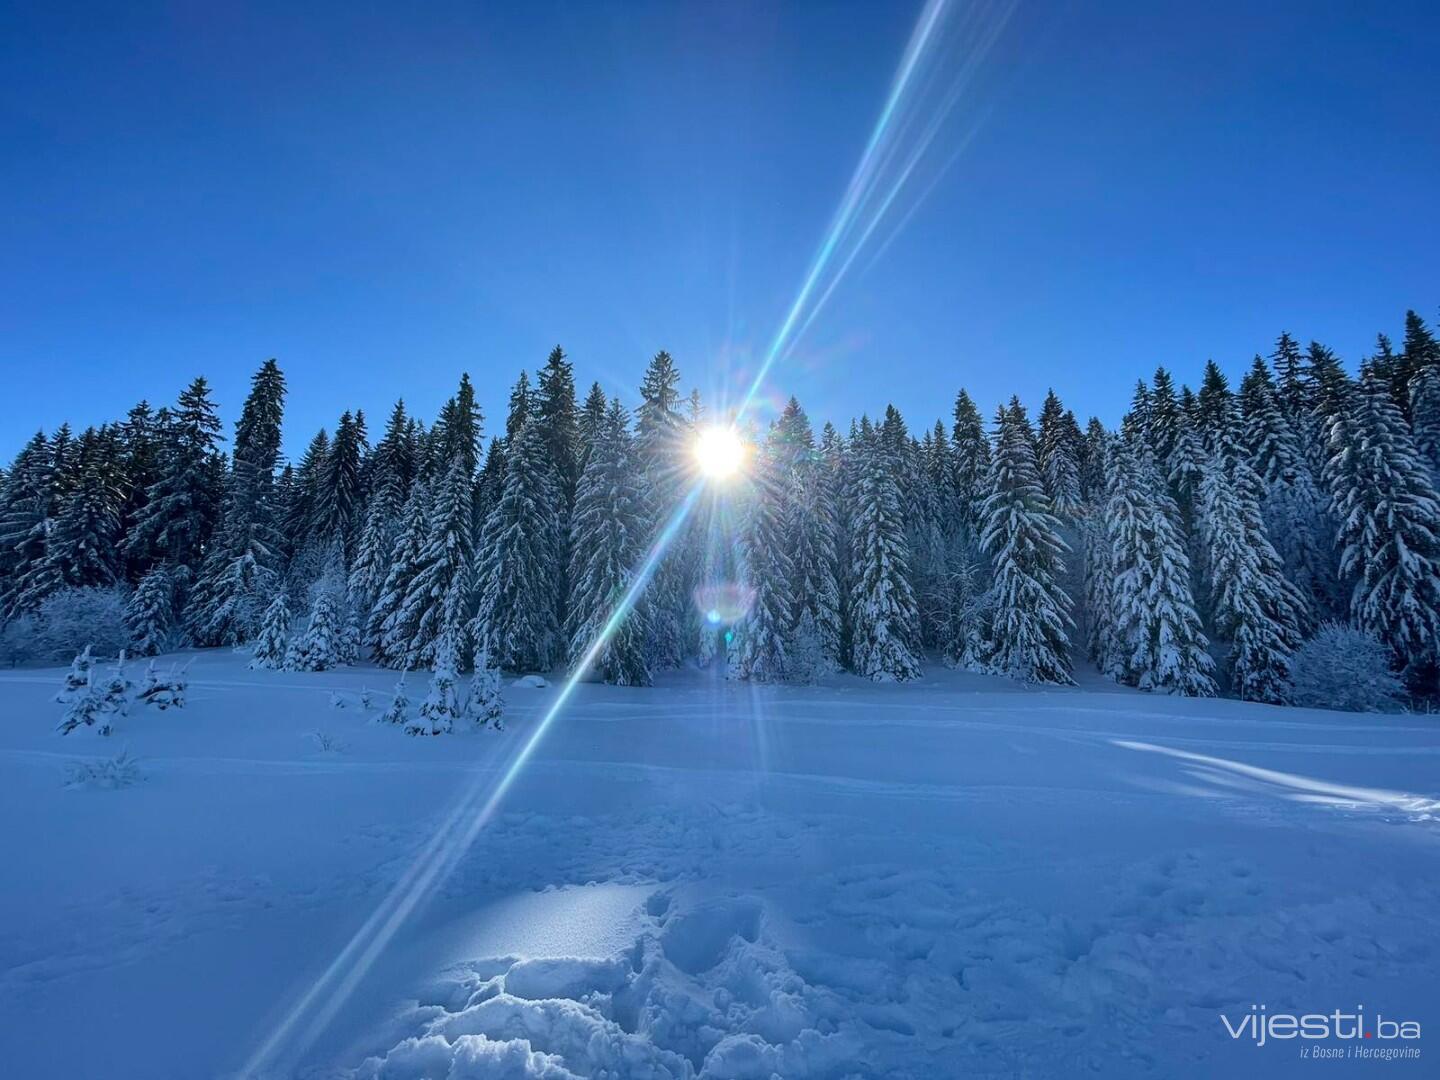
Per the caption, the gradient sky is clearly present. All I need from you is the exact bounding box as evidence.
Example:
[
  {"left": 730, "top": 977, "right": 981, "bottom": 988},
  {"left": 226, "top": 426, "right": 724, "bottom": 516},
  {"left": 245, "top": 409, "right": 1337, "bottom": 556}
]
[{"left": 2, "top": 0, "right": 1437, "bottom": 458}]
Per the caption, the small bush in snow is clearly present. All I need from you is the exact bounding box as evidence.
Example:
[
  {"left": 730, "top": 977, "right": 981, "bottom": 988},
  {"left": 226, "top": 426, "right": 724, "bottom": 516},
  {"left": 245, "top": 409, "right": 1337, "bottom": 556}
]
[
  {"left": 57, "top": 669, "right": 110, "bottom": 735},
  {"left": 55, "top": 645, "right": 96, "bottom": 704},
  {"left": 35, "top": 587, "right": 131, "bottom": 662},
  {"left": 1285, "top": 622, "right": 1406, "bottom": 713},
  {"left": 309, "top": 730, "right": 347, "bottom": 753},
  {"left": 329, "top": 690, "right": 348, "bottom": 710},
  {"left": 137, "top": 660, "right": 187, "bottom": 710},
  {"left": 63, "top": 750, "right": 142, "bottom": 789},
  {"left": 358, "top": 687, "right": 376, "bottom": 712},
  {"left": 0, "top": 615, "right": 39, "bottom": 666}
]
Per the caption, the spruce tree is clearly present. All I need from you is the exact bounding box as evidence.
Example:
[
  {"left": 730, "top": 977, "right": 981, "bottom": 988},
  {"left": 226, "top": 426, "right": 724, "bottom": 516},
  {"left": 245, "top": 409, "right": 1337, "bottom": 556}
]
[
  {"left": 980, "top": 399, "right": 1073, "bottom": 684},
  {"left": 577, "top": 381, "right": 608, "bottom": 476},
  {"left": 371, "top": 483, "right": 431, "bottom": 668},
  {"left": 125, "top": 566, "right": 175, "bottom": 656},
  {"left": 287, "top": 590, "right": 342, "bottom": 672},
  {"left": 566, "top": 399, "right": 650, "bottom": 685},
  {"left": 0, "top": 432, "right": 54, "bottom": 619},
  {"left": 951, "top": 389, "right": 990, "bottom": 533},
  {"left": 1037, "top": 391, "right": 1082, "bottom": 519},
  {"left": 316, "top": 410, "right": 366, "bottom": 559},
  {"left": 396, "top": 454, "right": 476, "bottom": 669},
  {"left": 44, "top": 426, "right": 124, "bottom": 591},
  {"left": 123, "top": 377, "right": 224, "bottom": 577},
  {"left": 463, "top": 650, "right": 505, "bottom": 729},
  {"left": 848, "top": 424, "right": 922, "bottom": 681},
  {"left": 249, "top": 594, "right": 291, "bottom": 669},
  {"left": 410, "top": 633, "right": 460, "bottom": 735},
  {"left": 282, "top": 429, "right": 330, "bottom": 542},
  {"left": 348, "top": 474, "right": 401, "bottom": 617},
  {"left": 472, "top": 421, "right": 560, "bottom": 672},
  {"left": 1409, "top": 365, "right": 1440, "bottom": 480},
  {"left": 788, "top": 459, "right": 843, "bottom": 670},
  {"left": 1102, "top": 438, "right": 1214, "bottom": 694},
  {"left": 735, "top": 445, "right": 795, "bottom": 682},
  {"left": 634, "top": 350, "right": 691, "bottom": 668},
  {"left": 1325, "top": 371, "right": 1440, "bottom": 684},
  {"left": 190, "top": 360, "right": 287, "bottom": 645},
  {"left": 117, "top": 402, "right": 164, "bottom": 580},
  {"left": 1197, "top": 456, "right": 1307, "bottom": 702}
]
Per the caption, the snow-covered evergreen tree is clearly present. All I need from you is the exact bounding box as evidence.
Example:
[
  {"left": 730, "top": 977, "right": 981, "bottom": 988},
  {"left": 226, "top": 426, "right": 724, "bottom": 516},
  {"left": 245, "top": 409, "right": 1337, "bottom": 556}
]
[
  {"left": 472, "top": 420, "right": 560, "bottom": 672},
  {"left": 122, "top": 376, "right": 224, "bottom": 576},
  {"left": 734, "top": 445, "right": 795, "bottom": 682},
  {"left": 287, "top": 591, "right": 343, "bottom": 672},
  {"left": 249, "top": 594, "right": 291, "bottom": 669},
  {"left": 410, "top": 634, "right": 460, "bottom": 735},
  {"left": 371, "top": 482, "right": 431, "bottom": 668},
  {"left": 950, "top": 390, "right": 990, "bottom": 532},
  {"left": 43, "top": 426, "right": 124, "bottom": 592},
  {"left": 1197, "top": 456, "right": 1307, "bottom": 702},
  {"left": 463, "top": 649, "right": 505, "bottom": 729},
  {"left": 378, "top": 671, "right": 410, "bottom": 726},
  {"left": 634, "top": 351, "right": 692, "bottom": 669},
  {"left": 1037, "top": 391, "right": 1082, "bottom": 519},
  {"left": 1101, "top": 438, "right": 1215, "bottom": 694},
  {"left": 125, "top": 565, "right": 175, "bottom": 656},
  {"left": 980, "top": 399, "right": 1073, "bottom": 684},
  {"left": 190, "top": 359, "right": 286, "bottom": 645},
  {"left": 396, "top": 454, "right": 475, "bottom": 669},
  {"left": 1324, "top": 370, "right": 1440, "bottom": 685},
  {"left": 566, "top": 399, "right": 650, "bottom": 685},
  {"left": 787, "top": 463, "right": 843, "bottom": 671},
  {"left": 848, "top": 422, "right": 922, "bottom": 681},
  {"left": 0, "top": 431, "right": 56, "bottom": 621}
]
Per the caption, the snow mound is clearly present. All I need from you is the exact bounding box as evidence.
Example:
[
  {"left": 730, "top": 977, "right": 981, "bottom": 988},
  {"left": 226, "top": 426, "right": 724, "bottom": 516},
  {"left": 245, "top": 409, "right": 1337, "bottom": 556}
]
[
  {"left": 511, "top": 675, "right": 550, "bottom": 689},
  {"left": 353, "top": 889, "right": 862, "bottom": 1079}
]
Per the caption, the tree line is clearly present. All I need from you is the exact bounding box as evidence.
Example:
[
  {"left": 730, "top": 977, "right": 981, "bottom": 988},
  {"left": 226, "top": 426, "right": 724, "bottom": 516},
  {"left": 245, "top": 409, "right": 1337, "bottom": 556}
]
[{"left": 1, "top": 312, "right": 1438, "bottom": 706}]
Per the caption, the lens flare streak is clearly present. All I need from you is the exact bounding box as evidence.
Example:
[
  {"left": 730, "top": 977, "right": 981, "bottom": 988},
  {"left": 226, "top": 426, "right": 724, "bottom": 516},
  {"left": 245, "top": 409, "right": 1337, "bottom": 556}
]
[{"left": 736, "top": 0, "right": 1015, "bottom": 422}]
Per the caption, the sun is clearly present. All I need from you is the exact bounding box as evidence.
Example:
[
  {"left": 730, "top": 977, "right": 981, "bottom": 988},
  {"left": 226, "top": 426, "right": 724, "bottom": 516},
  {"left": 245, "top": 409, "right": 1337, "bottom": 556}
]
[{"left": 693, "top": 425, "right": 746, "bottom": 481}]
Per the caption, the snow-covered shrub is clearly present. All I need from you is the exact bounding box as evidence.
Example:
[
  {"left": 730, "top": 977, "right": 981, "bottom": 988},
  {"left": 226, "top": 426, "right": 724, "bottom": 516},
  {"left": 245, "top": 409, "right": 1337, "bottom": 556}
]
[
  {"left": 97, "top": 652, "right": 133, "bottom": 718},
  {"left": 63, "top": 750, "right": 142, "bottom": 789},
  {"left": 1285, "top": 622, "right": 1406, "bottom": 713},
  {"left": 59, "top": 652, "right": 133, "bottom": 735},
  {"left": 35, "top": 587, "right": 130, "bottom": 661},
  {"left": 54, "top": 645, "right": 96, "bottom": 704},
  {"left": 309, "top": 730, "right": 347, "bottom": 753},
  {"left": 0, "top": 615, "right": 39, "bottom": 666},
  {"left": 57, "top": 669, "right": 110, "bottom": 735},
  {"left": 358, "top": 687, "right": 376, "bottom": 712},
  {"left": 136, "top": 660, "right": 187, "bottom": 710}
]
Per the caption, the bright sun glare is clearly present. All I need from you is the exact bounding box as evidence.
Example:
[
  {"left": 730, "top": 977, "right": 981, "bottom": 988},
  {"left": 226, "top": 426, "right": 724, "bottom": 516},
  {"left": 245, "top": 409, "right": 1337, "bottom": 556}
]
[{"left": 694, "top": 425, "right": 746, "bottom": 480}]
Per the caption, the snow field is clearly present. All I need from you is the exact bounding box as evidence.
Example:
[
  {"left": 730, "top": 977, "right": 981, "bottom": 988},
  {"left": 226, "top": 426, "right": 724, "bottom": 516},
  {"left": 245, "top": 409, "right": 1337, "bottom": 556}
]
[{"left": 0, "top": 652, "right": 1437, "bottom": 1078}]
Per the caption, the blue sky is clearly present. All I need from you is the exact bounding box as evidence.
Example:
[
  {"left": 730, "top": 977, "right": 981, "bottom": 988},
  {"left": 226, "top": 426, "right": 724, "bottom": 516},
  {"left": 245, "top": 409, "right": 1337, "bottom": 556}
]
[{"left": 2, "top": 0, "right": 1437, "bottom": 458}]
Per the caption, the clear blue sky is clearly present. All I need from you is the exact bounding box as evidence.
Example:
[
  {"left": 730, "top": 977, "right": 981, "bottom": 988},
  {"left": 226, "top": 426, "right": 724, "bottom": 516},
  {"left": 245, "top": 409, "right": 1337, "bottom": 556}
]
[{"left": 2, "top": 0, "right": 1437, "bottom": 458}]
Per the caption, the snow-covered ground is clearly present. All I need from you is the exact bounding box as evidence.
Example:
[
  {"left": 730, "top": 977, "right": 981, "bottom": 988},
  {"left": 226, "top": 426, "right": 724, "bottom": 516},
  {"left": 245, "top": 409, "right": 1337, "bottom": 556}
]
[{"left": 1, "top": 653, "right": 1436, "bottom": 1079}]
